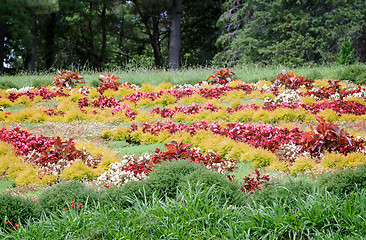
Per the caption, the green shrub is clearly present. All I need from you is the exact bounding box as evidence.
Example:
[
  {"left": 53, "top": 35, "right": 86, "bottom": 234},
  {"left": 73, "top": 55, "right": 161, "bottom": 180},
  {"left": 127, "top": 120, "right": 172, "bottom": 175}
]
[
  {"left": 37, "top": 181, "right": 99, "bottom": 213},
  {"left": 179, "top": 169, "right": 246, "bottom": 206},
  {"left": 144, "top": 160, "right": 207, "bottom": 198},
  {"left": 100, "top": 180, "right": 152, "bottom": 209},
  {"left": 91, "top": 80, "right": 100, "bottom": 88},
  {"left": 337, "top": 65, "right": 366, "bottom": 84},
  {"left": 318, "top": 164, "right": 366, "bottom": 196},
  {"left": 0, "top": 194, "right": 40, "bottom": 226},
  {"left": 336, "top": 40, "right": 356, "bottom": 65},
  {"left": 355, "top": 71, "right": 366, "bottom": 85},
  {"left": 251, "top": 175, "right": 317, "bottom": 206},
  {"left": 0, "top": 80, "right": 18, "bottom": 89}
]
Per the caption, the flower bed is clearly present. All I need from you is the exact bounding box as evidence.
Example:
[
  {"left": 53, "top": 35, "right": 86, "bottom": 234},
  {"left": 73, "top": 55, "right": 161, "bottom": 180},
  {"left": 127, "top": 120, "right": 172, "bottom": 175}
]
[{"left": 0, "top": 70, "right": 365, "bottom": 187}]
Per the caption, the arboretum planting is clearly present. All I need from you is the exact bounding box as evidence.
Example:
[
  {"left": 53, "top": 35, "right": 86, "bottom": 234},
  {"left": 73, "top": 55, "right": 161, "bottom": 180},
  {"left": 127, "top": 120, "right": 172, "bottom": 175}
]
[{"left": 0, "top": 69, "right": 365, "bottom": 188}]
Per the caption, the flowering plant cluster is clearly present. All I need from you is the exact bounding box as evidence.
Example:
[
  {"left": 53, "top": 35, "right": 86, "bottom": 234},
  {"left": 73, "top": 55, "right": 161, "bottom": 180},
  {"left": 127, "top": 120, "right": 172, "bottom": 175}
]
[
  {"left": 0, "top": 126, "right": 101, "bottom": 175},
  {"left": 97, "top": 153, "right": 152, "bottom": 187},
  {"left": 132, "top": 121, "right": 303, "bottom": 153},
  {"left": 308, "top": 83, "right": 362, "bottom": 100},
  {"left": 7, "top": 86, "right": 69, "bottom": 102},
  {"left": 97, "top": 141, "right": 237, "bottom": 187},
  {"left": 263, "top": 99, "right": 366, "bottom": 115},
  {"left": 151, "top": 102, "right": 220, "bottom": 118},
  {"left": 43, "top": 107, "right": 66, "bottom": 117},
  {"left": 273, "top": 70, "right": 313, "bottom": 90}
]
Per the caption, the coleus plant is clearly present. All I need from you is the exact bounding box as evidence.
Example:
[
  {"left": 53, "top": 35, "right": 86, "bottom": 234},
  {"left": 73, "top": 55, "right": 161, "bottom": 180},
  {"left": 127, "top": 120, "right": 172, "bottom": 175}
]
[
  {"left": 163, "top": 140, "right": 193, "bottom": 158},
  {"left": 273, "top": 70, "right": 313, "bottom": 90},
  {"left": 97, "top": 74, "right": 122, "bottom": 94},
  {"left": 300, "top": 116, "right": 364, "bottom": 157},
  {"left": 207, "top": 68, "right": 235, "bottom": 84},
  {"left": 53, "top": 70, "right": 85, "bottom": 88}
]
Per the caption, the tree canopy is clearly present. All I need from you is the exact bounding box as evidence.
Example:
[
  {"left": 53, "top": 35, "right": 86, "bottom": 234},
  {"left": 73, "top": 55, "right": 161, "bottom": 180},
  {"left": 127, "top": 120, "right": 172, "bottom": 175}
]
[{"left": 1, "top": 0, "right": 365, "bottom": 72}]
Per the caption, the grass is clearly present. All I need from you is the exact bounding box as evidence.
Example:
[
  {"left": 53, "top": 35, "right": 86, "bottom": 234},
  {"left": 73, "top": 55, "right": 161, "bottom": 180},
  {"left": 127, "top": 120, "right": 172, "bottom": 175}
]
[
  {"left": 107, "top": 141, "right": 165, "bottom": 156},
  {"left": 0, "top": 179, "right": 15, "bottom": 193},
  {"left": 2, "top": 183, "right": 366, "bottom": 239},
  {"left": 0, "top": 64, "right": 356, "bottom": 88}
]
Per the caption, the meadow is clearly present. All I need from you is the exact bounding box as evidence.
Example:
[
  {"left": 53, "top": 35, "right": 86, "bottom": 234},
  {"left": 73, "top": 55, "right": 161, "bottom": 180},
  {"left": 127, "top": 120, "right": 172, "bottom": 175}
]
[{"left": 0, "top": 65, "right": 366, "bottom": 239}]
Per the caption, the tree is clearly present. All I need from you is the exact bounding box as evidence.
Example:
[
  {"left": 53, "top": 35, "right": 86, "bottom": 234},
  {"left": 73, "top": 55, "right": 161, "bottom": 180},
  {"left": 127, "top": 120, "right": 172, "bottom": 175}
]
[
  {"left": 168, "top": 0, "right": 182, "bottom": 70},
  {"left": 180, "top": 0, "right": 224, "bottom": 67},
  {"left": 23, "top": 0, "right": 59, "bottom": 73},
  {"left": 131, "top": 0, "right": 171, "bottom": 68},
  {"left": 214, "top": 0, "right": 366, "bottom": 66}
]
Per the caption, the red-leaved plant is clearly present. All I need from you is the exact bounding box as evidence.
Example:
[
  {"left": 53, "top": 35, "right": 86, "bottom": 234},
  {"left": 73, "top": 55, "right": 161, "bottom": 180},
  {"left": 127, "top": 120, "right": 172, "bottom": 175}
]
[
  {"left": 273, "top": 70, "right": 313, "bottom": 90},
  {"left": 301, "top": 116, "right": 363, "bottom": 157},
  {"left": 53, "top": 70, "right": 85, "bottom": 88},
  {"left": 147, "top": 140, "right": 238, "bottom": 177},
  {"left": 64, "top": 201, "right": 83, "bottom": 212},
  {"left": 97, "top": 74, "right": 122, "bottom": 94},
  {"left": 5, "top": 221, "right": 19, "bottom": 232},
  {"left": 163, "top": 140, "right": 193, "bottom": 158},
  {"left": 240, "top": 169, "right": 270, "bottom": 194},
  {"left": 207, "top": 68, "right": 235, "bottom": 84}
]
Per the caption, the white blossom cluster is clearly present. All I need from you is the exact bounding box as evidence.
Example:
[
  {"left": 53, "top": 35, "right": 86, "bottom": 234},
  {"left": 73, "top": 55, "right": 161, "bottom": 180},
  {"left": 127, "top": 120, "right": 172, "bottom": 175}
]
[
  {"left": 265, "top": 90, "right": 300, "bottom": 106},
  {"left": 302, "top": 167, "right": 338, "bottom": 178},
  {"left": 96, "top": 153, "right": 152, "bottom": 187},
  {"left": 346, "top": 88, "right": 366, "bottom": 100},
  {"left": 204, "top": 150, "right": 238, "bottom": 175},
  {"left": 328, "top": 92, "right": 341, "bottom": 101},
  {"left": 123, "top": 82, "right": 140, "bottom": 91},
  {"left": 255, "top": 83, "right": 272, "bottom": 91},
  {"left": 275, "top": 143, "right": 311, "bottom": 162},
  {"left": 77, "top": 86, "right": 90, "bottom": 95},
  {"left": 6, "top": 86, "right": 34, "bottom": 93},
  {"left": 171, "top": 81, "right": 209, "bottom": 91}
]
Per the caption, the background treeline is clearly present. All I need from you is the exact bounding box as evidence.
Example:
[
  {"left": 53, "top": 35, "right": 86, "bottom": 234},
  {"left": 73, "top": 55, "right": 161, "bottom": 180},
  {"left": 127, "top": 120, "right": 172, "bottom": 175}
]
[{"left": 1, "top": 0, "right": 365, "bottom": 73}]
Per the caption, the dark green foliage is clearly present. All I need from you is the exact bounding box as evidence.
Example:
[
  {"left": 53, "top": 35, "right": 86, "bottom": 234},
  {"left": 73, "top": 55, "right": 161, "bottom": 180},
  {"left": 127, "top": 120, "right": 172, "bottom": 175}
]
[
  {"left": 336, "top": 40, "right": 356, "bottom": 65},
  {"left": 37, "top": 181, "right": 99, "bottom": 213},
  {"left": 337, "top": 65, "right": 366, "bottom": 84},
  {"left": 0, "top": 194, "right": 40, "bottom": 226},
  {"left": 0, "top": 80, "right": 18, "bottom": 89},
  {"left": 144, "top": 160, "right": 208, "bottom": 198},
  {"left": 251, "top": 176, "right": 317, "bottom": 206},
  {"left": 215, "top": 0, "right": 366, "bottom": 66},
  {"left": 356, "top": 71, "right": 366, "bottom": 85},
  {"left": 91, "top": 80, "right": 100, "bottom": 88},
  {"left": 100, "top": 180, "right": 152, "bottom": 209},
  {"left": 318, "top": 164, "right": 366, "bottom": 196},
  {"left": 179, "top": 169, "right": 246, "bottom": 206}
]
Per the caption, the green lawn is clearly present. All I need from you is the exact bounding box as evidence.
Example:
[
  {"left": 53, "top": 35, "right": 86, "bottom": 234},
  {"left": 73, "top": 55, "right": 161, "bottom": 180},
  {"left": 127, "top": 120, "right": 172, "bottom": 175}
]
[{"left": 0, "top": 64, "right": 352, "bottom": 88}]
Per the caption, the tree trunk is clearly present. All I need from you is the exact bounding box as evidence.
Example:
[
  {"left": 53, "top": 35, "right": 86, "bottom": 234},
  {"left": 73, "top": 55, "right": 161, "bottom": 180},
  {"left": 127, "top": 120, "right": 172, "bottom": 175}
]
[
  {"left": 151, "top": 15, "right": 163, "bottom": 68},
  {"left": 0, "top": 22, "right": 5, "bottom": 73},
  {"left": 28, "top": 19, "right": 37, "bottom": 73},
  {"left": 97, "top": 2, "right": 107, "bottom": 69},
  {"left": 169, "top": 0, "right": 182, "bottom": 70},
  {"left": 44, "top": 13, "right": 56, "bottom": 69}
]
